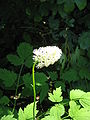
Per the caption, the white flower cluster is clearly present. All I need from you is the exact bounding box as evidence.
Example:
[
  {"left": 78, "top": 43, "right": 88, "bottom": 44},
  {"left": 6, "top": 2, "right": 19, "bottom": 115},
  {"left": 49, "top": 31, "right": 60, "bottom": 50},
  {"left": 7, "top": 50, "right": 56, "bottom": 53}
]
[{"left": 33, "top": 46, "right": 62, "bottom": 69}]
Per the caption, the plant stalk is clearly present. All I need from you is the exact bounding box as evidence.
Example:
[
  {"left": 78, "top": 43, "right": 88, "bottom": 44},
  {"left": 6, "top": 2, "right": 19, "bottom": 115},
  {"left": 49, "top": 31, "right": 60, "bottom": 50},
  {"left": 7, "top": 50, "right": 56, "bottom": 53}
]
[
  {"left": 12, "top": 63, "right": 24, "bottom": 113},
  {"left": 32, "top": 62, "right": 37, "bottom": 120}
]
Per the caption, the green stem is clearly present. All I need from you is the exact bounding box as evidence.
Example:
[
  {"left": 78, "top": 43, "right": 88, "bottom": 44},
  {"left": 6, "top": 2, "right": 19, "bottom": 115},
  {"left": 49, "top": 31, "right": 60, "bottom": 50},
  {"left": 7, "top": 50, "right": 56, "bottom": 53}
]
[
  {"left": 32, "top": 62, "right": 37, "bottom": 120},
  {"left": 12, "top": 63, "right": 24, "bottom": 113}
]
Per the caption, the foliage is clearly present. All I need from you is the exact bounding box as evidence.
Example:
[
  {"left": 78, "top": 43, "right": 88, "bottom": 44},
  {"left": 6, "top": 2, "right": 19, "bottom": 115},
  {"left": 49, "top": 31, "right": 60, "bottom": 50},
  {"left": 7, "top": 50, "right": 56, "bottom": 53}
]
[
  {"left": 0, "top": 0, "right": 90, "bottom": 119},
  {"left": 0, "top": 87, "right": 90, "bottom": 119}
]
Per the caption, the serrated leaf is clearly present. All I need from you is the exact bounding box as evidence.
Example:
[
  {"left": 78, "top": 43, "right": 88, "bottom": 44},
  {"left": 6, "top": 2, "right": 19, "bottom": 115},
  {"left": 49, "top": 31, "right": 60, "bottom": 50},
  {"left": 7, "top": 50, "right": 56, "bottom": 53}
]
[
  {"left": 79, "top": 92, "right": 90, "bottom": 109},
  {"left": 75, "top": 108, "right": 90, "bottom": 120},
  {"left": 78, "top": 31, "right": 90, "bottom": 50},
  {"left": 25, "top": 55, "right": 33, "bottom": 68},
  {"left": 1, "top": 115, "right": 16, "bottom": 120},
  {"left": 41, "top": 116, "right": 56, "bottom": 120},
  {"left": 7, "top": 54, "right": 24, "bottom": 66},
  {"left": 61, "top": 69, "right": 79, "bottom": 82},
  {"left": 50, "top": 104, "right": 65, "bottom": 118},
  {"left": 0, "top": 68, "right": 17, "bottom": 87},
  {"left": 48, "top": 71, "right": 58, "bottom": 81},
  {"left": 24, "top": 102, "right": 38, "bottom": 119},
  {"left": 48, "top": 87, "right": 63, "bottom": 102},
  {"left": 70, "top": 89, "right": 85, "bottom": 100},
  {"left": 0, "top": 96, "right": 9, "bottom": 105},
  {"left": 18, "top": 108, "right": 26, "bottom": 120},
  {"left": 17, "top": 42, "right": 33, "bottom": 60},
  {"left": 23, "top": 73, "right": 32, "bottom": 88},
  {"left": 64, "top": 0, "right": 75, "bottom": 13},
  {"left": 40, "top": 83, "right": 49, "bottom": 103},
  {"left": 35, "top": 72, "right": 47, "bottom": 86},
  {"left": 69, "top": 101, "right": 80, "bottom": 118},
  {"left": 74, "top": 0, "right": 87, "bottom": 10}
]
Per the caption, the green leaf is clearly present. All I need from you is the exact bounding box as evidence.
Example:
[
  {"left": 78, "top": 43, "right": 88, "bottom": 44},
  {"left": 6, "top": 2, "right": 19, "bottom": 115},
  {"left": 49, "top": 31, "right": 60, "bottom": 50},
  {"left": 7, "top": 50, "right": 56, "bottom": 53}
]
[
  {"left": 23, "top": 73, "right": 32, "bottom": 88},
  {"left": 41, "top": 116, "right": 56, "bottom": 120},
  {"left": 0, "top": 68, "right": 17, "bottom": 87},
  {"left": 61, "top": 68, "right": 79, "bottom": 82},
  {"left": 69, "top": 101, "right": 80, "bottom": 118},
  {"left": 48, "top": 87, "right": 63, "bottom": 102},
  {"left": 79, "top": 92, "right": 90, "bottom": 109},
  {"left": 18, "top": 108, "right": 26, "bottom": 120},
  {"left": 50, "top": 104, "right": 65, "bottom": 118},
  {"left": 24, "top": 102, "right": 38, "bottom": 119},
  {"left": 79, "top": 67, "right": 90, "bottom": 80},
  {"left": 0, "top": 96, "right": 9, "bottom": 105},
  {"left": 75, "top": 108, "right": 90, "bottom": 120},
  {"left": 74, "top": 0, "right": 87, "bottom": 10},
  {"left": 7, "top": 54, "right": 24, "bottom": 66},
  {"left": 1, "top": 115, "right": 16, "bottom": 120},
  {"left": 70, "top": 89, "right": 85, "bottom": 100},
  {"left": 25, "top": 55, "right": 33, "bottom": 68},
  {"left": 64, "top": 0, "right": 75, "bottom": 13},
  {"left": 35, "top": 72, "right": 47, "bottom": 86},
  {"left": 0, "top": 105, "right": 12, "bottom": 118},
  {"left": 40, "top": 83, "right": 49, "bottom": 103},
  {"left": 17, "top": 42, "right": 33, "bottom": 60},
  {"left": 78, "top": 31, "right": 90, "bottom": 50},
  {"left": 48, "top": 71, "right": 58, "bottom": 81}
]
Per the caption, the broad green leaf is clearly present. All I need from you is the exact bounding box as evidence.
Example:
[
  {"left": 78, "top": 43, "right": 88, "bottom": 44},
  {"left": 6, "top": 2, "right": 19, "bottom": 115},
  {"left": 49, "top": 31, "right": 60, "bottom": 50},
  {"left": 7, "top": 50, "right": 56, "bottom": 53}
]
[
  {"left": 17, "top": 42, "right": 33, "bottom": 60},
  {"left": 1, "top": 115, "right": 16, "bottom": 120},
  {"left": 79, "top": 92, "right": 90, "bottom": 109},
  {"left": 48, "top": 71, "right": 58, "bottom": 81},
  {"left": 48, "top": 87, "right": 63, "bottom": 102},
  {"left": 35, "top": 72, "right": 47, "bottom": 86},
  {"left": 23, "top": 73, "right": 32, "bottom": 88},
  {"left": 78, "top": 31, "right": 90, "bottom": 50},
  {"left": 50, "top": 104, "right": 65, "bottom": 118},
  {"left": 40, "top": 83, "right": 49, "bottom": 103},
  {"left": 24, "top": 102, "right": 38, "bottom": 119},
  {"left": 0, "top": 68, "right": 17, "bottom": 87},
  {"left": 25, "top": 55, "right": 33, "bottom": 68},
  {"left": 74, "top": 0, "right": 87, "bottom": 10},
  {"left": 79, "top": 67, "right": 90, "bottom": 80},
  {"left": 77, "top": 56, "right": 88, "bottom": 67},
  {"left": 70, "top": 89, "right": 85, "bottom": 100},
  {"left": 64, "top": 0, "right": 75, "bottom": 13},
  {"left": 0, "top": 96, "right": 9, "bottom": 105},
  {"left": 69, "top": 101, "right": 80, "bottom": 118},
  {"left": 61, "top": 69, "right": 79, "bottom": 82},
  {"left": 75, "top": 108, "right": 90, "bottom": 120},
  {"left": 18, "top": 108, "right": 26, "bottom": 120},
  {"left": 7, "top": 54, "right": 24, "bottom": 66}
]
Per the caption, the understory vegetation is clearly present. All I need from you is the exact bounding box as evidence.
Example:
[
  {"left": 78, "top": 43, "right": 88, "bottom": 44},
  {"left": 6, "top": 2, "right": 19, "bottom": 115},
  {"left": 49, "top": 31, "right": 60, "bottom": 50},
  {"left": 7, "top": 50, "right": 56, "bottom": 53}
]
[{"left": 0, "top": 0, "right": 90, "bottom": 119}]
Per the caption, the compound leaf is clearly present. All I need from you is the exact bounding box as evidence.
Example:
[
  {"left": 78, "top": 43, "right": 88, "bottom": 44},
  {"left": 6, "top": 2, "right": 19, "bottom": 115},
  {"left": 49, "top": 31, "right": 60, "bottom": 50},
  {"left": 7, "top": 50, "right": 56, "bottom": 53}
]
[
  {"left": 0, "top": 68, "right": 17, "bottom": 87},
  {"left": 48, "top": 87, "right": 63, "bottom": 102},
  {"left": 7, "top": 54, "right": 24, "bottom": 66}
]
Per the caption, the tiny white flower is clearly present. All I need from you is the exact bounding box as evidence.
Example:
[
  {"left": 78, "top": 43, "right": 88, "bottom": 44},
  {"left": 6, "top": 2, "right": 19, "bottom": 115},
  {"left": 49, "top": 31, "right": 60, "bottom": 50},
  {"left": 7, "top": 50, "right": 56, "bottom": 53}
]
[{"left": 33, "top": 46, "right": 62, "bottom": 68}]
